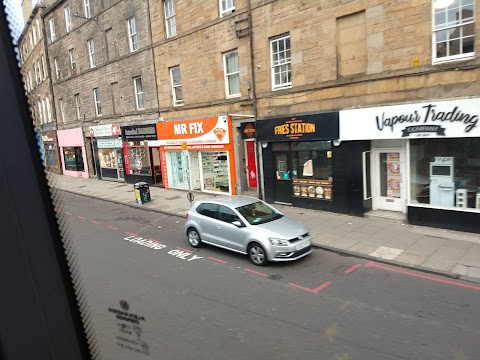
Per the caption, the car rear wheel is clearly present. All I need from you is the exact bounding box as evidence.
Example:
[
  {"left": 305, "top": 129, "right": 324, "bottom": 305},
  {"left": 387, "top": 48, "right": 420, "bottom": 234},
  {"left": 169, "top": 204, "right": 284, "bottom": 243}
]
[
  {"left": 187, "top": 228, "right": 202, "bottom": 248},
  {"left": 248, "top": 242, "right": 268, "bottom": 266}
]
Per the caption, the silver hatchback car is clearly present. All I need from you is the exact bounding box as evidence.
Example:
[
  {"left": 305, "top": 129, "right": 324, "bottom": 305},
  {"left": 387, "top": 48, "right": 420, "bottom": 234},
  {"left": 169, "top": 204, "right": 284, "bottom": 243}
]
[{"left": 184, "top": 195, "right": 312, "bottom": 266}]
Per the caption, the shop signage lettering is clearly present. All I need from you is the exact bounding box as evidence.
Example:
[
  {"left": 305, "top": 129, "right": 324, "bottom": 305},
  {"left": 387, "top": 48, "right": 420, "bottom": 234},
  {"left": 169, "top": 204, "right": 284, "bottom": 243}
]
[
  {"left": 155, "top": 116, "right": 230, "bottom": 145},
  {"left": 274, "top": 120, "right": 316, "bottom": 137},
  {"left": 122, "top": 125, "right": 158, "bottom": 141},
  {"left": 240, "top": 122, "right": 256, "bottom": 139},
  {"left": 339, "top": 98, "right": 480, "bottom": 141},
  {"left": 41, "top": 135, "right": 54, "bottom": 142},
  {"left": 89, "top": 124, "right": 121, "bottom": 137},
  {"left": 97, "top": 138, "right": 123, "bottom": 149},
  {"left": 376, "top": 104, "right": 478, "bottom": 134},
  {"left": 256, "top": 113, "right": 339, "bottom": 142}
]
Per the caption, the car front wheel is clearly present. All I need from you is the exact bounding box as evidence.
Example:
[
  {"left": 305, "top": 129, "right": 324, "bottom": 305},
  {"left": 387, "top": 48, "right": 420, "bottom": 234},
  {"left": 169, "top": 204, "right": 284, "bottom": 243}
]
[
  {"left": 248, "top": 242, "right": 268, "bottom": 266},
  {"left": 187, "top": 228, "right": 202, "bottom": 248}
]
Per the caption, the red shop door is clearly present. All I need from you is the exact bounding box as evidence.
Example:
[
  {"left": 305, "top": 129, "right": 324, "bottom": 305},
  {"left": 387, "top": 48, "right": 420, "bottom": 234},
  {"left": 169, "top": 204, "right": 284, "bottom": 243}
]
[{"left": 245, "top": 140, "right": 257, "bottom": 188}]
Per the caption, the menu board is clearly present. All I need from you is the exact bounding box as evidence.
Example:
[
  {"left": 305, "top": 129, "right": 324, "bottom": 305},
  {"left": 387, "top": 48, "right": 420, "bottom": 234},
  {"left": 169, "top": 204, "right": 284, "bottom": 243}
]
[
  {"left": 386, "top": 152, "right": 400, "bottom": 198},
  {"left": 293, "top": 179, "right": 332, "bottom": 200}
]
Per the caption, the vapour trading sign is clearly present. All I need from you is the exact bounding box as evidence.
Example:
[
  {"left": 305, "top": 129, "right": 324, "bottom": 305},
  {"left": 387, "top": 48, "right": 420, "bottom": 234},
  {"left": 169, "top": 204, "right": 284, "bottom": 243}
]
[
  {"left": 109, "top": 300, "right": 150, "bottom": 356},
  {"left": 339, "top": 97, "right": 480, "bottom": 140}
]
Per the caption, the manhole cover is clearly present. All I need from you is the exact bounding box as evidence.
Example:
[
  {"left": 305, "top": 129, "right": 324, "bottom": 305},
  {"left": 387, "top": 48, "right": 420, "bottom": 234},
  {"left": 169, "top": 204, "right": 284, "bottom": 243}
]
[
  {"left": 332, "top": 265, "right": 351, "bottom": 275},
  {"left": 268, "top": 274, "right": 283, "bottom": 280}
]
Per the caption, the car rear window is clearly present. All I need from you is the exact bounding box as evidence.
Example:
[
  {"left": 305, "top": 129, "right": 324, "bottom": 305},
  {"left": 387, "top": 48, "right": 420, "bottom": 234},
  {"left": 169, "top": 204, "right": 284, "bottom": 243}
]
[{"left": 196, "top": 203, "right": 218, "bottom": 219}]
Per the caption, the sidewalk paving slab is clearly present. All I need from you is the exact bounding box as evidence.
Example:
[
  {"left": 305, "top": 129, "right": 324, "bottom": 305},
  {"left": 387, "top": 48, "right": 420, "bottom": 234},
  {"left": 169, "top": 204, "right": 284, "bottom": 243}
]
[{"left": 47, "top": 173, "right": 480, "bottom": 280}]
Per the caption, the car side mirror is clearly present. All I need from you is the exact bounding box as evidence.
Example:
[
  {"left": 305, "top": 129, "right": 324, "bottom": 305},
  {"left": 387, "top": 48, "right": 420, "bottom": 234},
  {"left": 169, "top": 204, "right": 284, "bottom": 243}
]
[{"left": 232, "top": 220, "right": 244, "bottom": 227}]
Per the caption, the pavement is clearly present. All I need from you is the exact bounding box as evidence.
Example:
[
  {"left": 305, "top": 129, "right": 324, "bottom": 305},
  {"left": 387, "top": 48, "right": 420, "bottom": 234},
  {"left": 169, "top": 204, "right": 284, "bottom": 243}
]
[
  {"left": 62, "top": 191, "right": 480, "bottom": 360},
  {"left": 47, "top": 172, "right": 480, "bottom": 280}
]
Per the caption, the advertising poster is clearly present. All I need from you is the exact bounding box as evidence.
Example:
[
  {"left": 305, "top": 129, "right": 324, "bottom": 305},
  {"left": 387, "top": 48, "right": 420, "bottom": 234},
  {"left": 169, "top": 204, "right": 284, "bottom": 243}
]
[
  {"left": 387, "top": 152, "right": 400, "bottom": 198},
  {"left": 293, "top": 179, "right": 332, "bottom": 200}
]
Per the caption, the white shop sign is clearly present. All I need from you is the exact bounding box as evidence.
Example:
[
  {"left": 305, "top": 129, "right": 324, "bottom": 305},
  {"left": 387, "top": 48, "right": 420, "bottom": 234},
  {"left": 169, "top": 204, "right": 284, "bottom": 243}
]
[
  {"left": 339, "top": 98, "right": 480, "bottom": 141},
  {"left": 89, "top": 124, "right": 121, "bottom": 137},
  {"left": 97, "top": 138, "right": 123, "bottom": 148}
]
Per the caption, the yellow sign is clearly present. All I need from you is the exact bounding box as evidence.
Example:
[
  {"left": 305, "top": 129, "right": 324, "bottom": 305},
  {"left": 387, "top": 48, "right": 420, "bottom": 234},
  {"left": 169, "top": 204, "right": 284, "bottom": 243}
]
[
  {"left": 181, "top": 142, "right": 188, "bottom": 150},
  {"left": 273, "top": 118, "right": 316, "bottom": 139}
]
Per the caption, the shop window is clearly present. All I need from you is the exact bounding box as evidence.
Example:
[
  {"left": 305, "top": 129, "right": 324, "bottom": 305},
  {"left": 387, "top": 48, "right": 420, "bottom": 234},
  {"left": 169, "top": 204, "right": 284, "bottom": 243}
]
[
  {"left": 63, "top": 147, "right": 84, "bottom": 171},
  {"left": 167, "top": 151, "right": 188, "bottom": 188},
  {"left": 45, "top": 144, "right": 57, "bottom": 168},
  {"left": 410, "top": 138, "right": 480, "bottom": 211},
  {"left": 98, "top": 148, "right": 118, "bottom": 169},
  {"left": 273, "top": 141, "right": 333, "bottom": 200},
  {"left": 201, "top": 151, "right": 229, "bottom": 193},
  {"left": 127, "top": 146, "right": 151, "bottom": 175}
]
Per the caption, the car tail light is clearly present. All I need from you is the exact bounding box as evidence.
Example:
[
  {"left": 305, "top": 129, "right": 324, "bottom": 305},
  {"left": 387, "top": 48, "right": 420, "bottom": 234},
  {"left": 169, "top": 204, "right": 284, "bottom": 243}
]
[{"left": 186, "top": 213, "right": 189, "bottom": 220}]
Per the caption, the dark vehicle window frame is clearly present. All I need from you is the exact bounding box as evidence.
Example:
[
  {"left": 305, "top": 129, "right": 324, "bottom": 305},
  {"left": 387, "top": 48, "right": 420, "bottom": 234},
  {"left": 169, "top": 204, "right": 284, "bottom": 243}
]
[
  {"left": 196, "top": 203, "right": 219, "bottom": 219},
  {"left": 218, "top": 205, "right": 242, "bottom": 224}
]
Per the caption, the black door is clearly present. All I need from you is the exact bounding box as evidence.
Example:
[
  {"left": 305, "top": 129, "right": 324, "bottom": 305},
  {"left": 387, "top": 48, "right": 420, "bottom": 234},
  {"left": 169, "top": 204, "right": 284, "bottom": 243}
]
[{"left": 274, "top": 150, "right": 292, "bottom": 204}]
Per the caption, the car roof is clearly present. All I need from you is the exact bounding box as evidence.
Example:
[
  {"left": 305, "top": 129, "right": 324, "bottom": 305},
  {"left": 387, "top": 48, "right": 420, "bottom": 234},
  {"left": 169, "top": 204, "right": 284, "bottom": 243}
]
[{"left": 196, "top": 195, "right": 260, "bottom": 208}]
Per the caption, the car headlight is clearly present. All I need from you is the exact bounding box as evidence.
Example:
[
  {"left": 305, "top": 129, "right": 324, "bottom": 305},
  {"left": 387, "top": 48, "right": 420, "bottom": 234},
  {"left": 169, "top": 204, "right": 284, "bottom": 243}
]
[{"left": 269, "top": 238, "right": 289, "bottom": 246}]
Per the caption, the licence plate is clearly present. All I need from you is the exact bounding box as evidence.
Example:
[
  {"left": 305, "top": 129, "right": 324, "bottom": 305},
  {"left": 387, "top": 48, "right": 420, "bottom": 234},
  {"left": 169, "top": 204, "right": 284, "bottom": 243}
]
[{"left": 296, "top": 240, "right": 309, "bottom": 250}]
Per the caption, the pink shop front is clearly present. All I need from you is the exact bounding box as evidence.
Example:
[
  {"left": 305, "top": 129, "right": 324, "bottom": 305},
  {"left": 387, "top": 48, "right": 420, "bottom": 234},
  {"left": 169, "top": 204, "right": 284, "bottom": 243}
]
[{"left": 57, "top": 128, "right": 89, "bottom": 178}]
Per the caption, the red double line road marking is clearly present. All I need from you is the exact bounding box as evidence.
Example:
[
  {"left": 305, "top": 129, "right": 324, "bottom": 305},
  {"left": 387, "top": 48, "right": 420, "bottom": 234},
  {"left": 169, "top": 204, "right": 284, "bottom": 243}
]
[
  {"left": 365, "top": 262, "right": 480, "bottom": 291},
  {"left": 289, "top": 281, "right": 332, "bottom": 293},
  {"left": 106, "top": 226, "right": 118, "bottom": 230},
  {"left": 208, "top": 257, "right": 228, "bottom": 264},
  {"left": 65, "top": 212, "right": 72, "bottom": 215},
  {"left": 176, "top": 246, "right": 192, "bottom": 252},
  {"left": 90, "top": 220, "right": 101, "bottom": 225},
  {"left": 345, "top": 264, "right": 362, "bottom": 274},
  {"left": 244, "top": 268, "right": 268, "bottom": 277},
  {"left": 77, "top": 216, "right": 86, "bottom": 220},
  {"left": 125, "top": 231, "right": 138, "bottom": 236}
]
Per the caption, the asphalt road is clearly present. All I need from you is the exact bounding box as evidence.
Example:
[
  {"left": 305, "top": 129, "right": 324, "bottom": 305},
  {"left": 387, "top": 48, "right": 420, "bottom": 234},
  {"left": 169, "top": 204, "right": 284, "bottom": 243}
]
[{"left": 57, "top": 191, "right": 480, "bottom": 360}]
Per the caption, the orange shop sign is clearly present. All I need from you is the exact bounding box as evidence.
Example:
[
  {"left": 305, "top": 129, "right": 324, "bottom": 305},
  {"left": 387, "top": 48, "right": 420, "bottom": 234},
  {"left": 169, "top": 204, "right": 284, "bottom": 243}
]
[{"left": 156, "top": 116, "right": 230, "bottom": 146}]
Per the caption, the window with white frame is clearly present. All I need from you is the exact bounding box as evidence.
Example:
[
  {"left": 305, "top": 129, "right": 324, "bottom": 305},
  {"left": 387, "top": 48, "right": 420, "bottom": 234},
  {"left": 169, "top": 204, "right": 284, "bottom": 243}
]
[
  {"left": 38, "top": 101, "right": 43, "bottom": 124},
  {"left": 170, "top": 66, "right": 183, "bottom": 106},
  {"left": 164, "top": 0, "right": 176, "bottom": 38},
  {"left": 223, "top": 49, "right": 240, "bottom": 97},
  {"left": 270, "top": 34, "right": 292, "bottom": 89},
  {"left": 134, "top": 77, "right": 145, "bottom": 109},
  {"left": 59, "top": 98, "right": 65, "bottom": 123},
  {"left": 49, "top": 18, "right": 56, "bottom": 41},
  {"left": 41, "top": 99, "right": 46, "bottom": 125},
  {"left": 88, "top": 39, "right": 96, "bottom": 68},
  {"left": 93, "top": 88, "right": 102, "bottom": 116},
  {"left": 41, "top": 55, "right": 46, "bottom": 80},
  {"left": 46, "top": 98, "right": 52, "bottom": 122},
  {"left": 65, "top": 6, "right": 71, "bottom": 33},
  {"left": 127, "top": 17, "right": 138, "bottom": 52},
  {"left": 219, "top": 0, "right": 235, "bottom": 17},
  {"left": 36, "top": 19, "right": 41, "bottom": 40},
  {"left": 37, "top": 60, "right": 42, "bottom": 82},
  {"left": 74, "top": 94, "right": 81, "bottom": 120},
  {"left": 54, "top": 57, "right": 60, "bottom": 79},
  {"left": 69, "top": 48, "right": 76, "bottom": 71},
  {"left": 34, "top": 63, "right": 39, "bottom": 85},
  {"left": 84, "top": 0, "right": 91, "bottom": 18},
  {"left": 433, "top": 0, "right": 475, "bottom": 62},
  {"left": 29, "top": 31, "right": 33, "bottom": 48},
  {"left": 32, "top": 25, "right": 37, "bottom": 45}
]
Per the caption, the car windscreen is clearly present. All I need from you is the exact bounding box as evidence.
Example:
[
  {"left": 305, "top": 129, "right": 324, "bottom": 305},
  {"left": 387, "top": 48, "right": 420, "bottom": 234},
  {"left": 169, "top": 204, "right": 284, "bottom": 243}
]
[{"left": 236, "top": 201, "right": 283, "bottom": 225}]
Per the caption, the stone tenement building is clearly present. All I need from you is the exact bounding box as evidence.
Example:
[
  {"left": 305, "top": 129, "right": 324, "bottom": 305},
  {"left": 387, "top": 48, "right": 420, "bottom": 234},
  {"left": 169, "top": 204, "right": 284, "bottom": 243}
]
[
  {"left": 43, "top": 0, "right": 159, "bottom": 178},
  {"left": 18, "top": 1, "right": 61, "bottom": 174},
  {"left": 148, "top": 0, "right": 480, "bottom": 232}
]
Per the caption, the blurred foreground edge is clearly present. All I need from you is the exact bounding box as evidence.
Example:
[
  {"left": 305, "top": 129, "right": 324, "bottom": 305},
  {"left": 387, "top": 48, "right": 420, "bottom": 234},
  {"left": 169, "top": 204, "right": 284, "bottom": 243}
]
[{"left": 0, "top": 4, "right": 92, "bottom": 360}]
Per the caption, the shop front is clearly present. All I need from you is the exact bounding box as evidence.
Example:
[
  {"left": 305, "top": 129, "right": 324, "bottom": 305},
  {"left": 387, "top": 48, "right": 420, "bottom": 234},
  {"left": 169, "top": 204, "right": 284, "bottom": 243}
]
[
  {"left": 155, "top": 115, "right": 236, "bottom": 195},
  {"left": 340, "top": 97, "right": 480, "bottom": 232},
  {"left": 57, "top": 128, "right": 89, "bottom": 178},
  {"left": 121, "top": 123, "right": 159, "bottom": 185},
  {"left": 240, "top": 122, "right": 258, "bottom": 190},
  {"left": 256, "top": 112, "right": 365, "bottom": 214},
  {"left": 40, "top": 131, "right": 62, "bottom": 174},
  {"left": 88, "top": 124, "right": 124, "bottom": 182}
]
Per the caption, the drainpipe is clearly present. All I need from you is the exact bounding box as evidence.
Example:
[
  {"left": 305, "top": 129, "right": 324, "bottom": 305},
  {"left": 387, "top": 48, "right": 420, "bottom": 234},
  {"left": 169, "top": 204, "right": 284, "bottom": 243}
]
[{"left": 247, "top": 0, "right": 264, "bottom": 200}]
